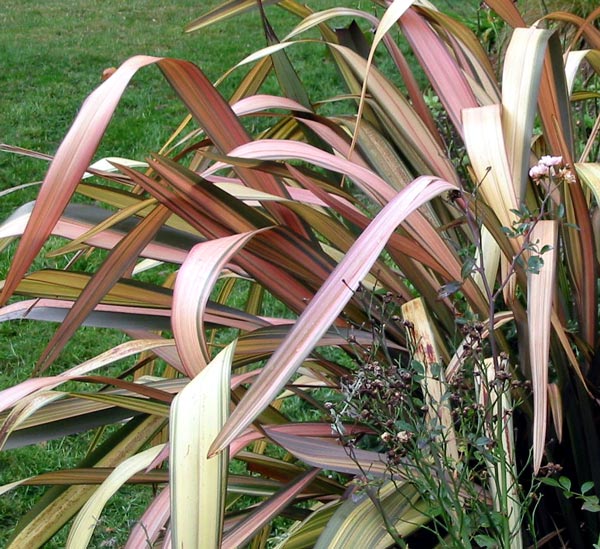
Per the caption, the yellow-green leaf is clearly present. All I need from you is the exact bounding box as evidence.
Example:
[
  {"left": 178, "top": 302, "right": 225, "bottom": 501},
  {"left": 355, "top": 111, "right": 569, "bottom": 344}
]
[
  {"left": 528, "top": 220, "right": 558, "bottom": 473},
  {"left": 66, "top": 445, "right": 166, "bottom": 548},
  {"left": 170, "top": 341, "right": 235, "bottom": 548}
]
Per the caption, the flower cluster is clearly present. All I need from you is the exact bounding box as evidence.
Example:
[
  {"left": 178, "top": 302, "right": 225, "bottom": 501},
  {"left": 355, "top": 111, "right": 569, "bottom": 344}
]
[
  {"left": 529, "top": 155, "right": 563, "bottom": 180},
  {"left": 333, "top": 359, "right": 420, "bottom": 464},
  {"left": 339, "top": 360, "right": 415, "bottom": 422},
  {"left": 538, "top": 462, "right": 563, "bottom": 477},
  {"left": 529, "top": 155, "right": 576, "bottom": 184}
]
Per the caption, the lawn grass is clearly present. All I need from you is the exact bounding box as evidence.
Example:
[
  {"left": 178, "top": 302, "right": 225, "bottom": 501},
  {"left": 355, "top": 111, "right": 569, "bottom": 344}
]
[
  {"left": 1, "top": 0, "right": 266, "bottom": 209},
  {"left": 0, "top": 1, "right": 271, "bottom": 545},
  {"left": 0, "top": 1, "right": 357, "bottom": 545},
  {"left": 0, "top": 0, "right": 486, "bottom": 545}
]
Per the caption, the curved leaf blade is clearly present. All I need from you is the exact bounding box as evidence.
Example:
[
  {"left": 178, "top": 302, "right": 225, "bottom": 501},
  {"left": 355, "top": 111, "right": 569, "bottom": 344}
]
[
  {"left": 209, "top": 176, "right": 456, "bottom": 455},
  {"left": 66, "top": 445, "right": 166, "bottom": 548},
  {"left": 173, "top": 231, "right": 265, "bottom": 377}
]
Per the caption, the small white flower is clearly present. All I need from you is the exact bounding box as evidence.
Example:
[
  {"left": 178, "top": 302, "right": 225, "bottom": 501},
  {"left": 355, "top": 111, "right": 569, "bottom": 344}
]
[
  {"left": 559, "top": 167, "right": 576, "bottom": 184},
  {"left": 539, "top": 155, "right": 563, "bottom": 167},
  {"left": 529, "top": 164, "right": 549, "bottom": 179},
  {"left": 381, "top": 432, "right": 392, "bottom": 443}
]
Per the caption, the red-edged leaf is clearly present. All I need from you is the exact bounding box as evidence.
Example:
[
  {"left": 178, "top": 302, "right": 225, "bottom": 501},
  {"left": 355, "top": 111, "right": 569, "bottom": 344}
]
[
  {"left": 483, "top": 0, "right": 526, "bottom": 27},
  {"left": 116, "top": 161, "right": 316, "bottom": 314},
  {"left": 203, "top": 138, "right": 396, "bottom": 205},
  {"left": 400, "top": 8, "right": 479, "bottom": 136},
  {"left": 157, "top": 57, "right": 309, "bottom": 237},
  {"left": 0, "top": 55, "right": 161, "bottom": 305},
  {"left": 0, "top": 201, "right": 192, "bottom": 264},
  {"left": 222, "top": 468, "right": 322, "bottom": 549}
]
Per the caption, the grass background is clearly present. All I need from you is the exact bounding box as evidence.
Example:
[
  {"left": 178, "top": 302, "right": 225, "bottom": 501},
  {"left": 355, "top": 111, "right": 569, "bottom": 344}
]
[
  {"left": 0, "top": 1, "right": 360, "bottom": 545},
  {"left": 0, "top": 0, "right": 488, "bottom": 546},
  {"left": 0, "top": 1, "right": 275, "bottom": 546}
]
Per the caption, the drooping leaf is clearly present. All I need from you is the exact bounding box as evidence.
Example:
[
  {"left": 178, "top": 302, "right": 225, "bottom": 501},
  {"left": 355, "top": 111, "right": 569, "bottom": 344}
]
[
  {"left": 36, "top": 204, "right": 172, "bottom": 371},
  {"left": 1, "top": 378, "right": 185, "bottom": 451},
  {"left": 0, "top": 338, "right": 175, "bottom": 413},
  {"left": 66, "top": 444, "right": 166, "bottom": 548},
  {"left": 209, "top": 176, "right": 456, "bottom": 455},
  {"left": 172, "top": 232, "right": 262, "bottom": 376},
  {"left": 125, "top": 487, "right": 171, "bottom": 549},
  {"left": 263, "top": 427, "right": 391, "bottom": 478},
  {"left": 184, "top": 0, "right": 280, "bottom": 33}
]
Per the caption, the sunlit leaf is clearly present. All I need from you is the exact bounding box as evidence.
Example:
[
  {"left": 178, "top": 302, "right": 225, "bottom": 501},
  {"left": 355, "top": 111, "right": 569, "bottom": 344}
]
[
  {"left": 67, "top": 444, "right": 166, "bottom": 548},
  {"left": 315, "top": 481, "right": 429, "bottom": 548},
  {"left": 210, "top": 176, "right": 455, "bottom": 455},
  {"left": 527, "top": 220, "right": 558, "bottom": 473},
  {"left": 170, "top": 342, "right": 235, "bottom": 548}
]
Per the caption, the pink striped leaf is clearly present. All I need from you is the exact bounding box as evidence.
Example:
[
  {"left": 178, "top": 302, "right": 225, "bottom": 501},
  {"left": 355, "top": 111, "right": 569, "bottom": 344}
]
[
  {"left": 400, "top": 8, "right": 479, "bottom": 136},
  {"left": 173, "top": 231, "right": 267, "bottom": 377},
  {"left": 209, "top": 175, "right": 456, "bottom": 455},
  {"left": 125, "top": 487, "right": 171, "bottom": 549},
  {"left": 264, "top": 427, "right": 390, "bottom": 477}
]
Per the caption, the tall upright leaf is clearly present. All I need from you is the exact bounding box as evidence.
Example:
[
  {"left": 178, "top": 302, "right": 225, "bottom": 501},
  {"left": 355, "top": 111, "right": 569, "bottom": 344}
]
[
  {"left": 170, "top": 342, "right": 235, "bottom": 548},
  {"left": 528, "top": 220, "right": 558, "bottom": 473}
]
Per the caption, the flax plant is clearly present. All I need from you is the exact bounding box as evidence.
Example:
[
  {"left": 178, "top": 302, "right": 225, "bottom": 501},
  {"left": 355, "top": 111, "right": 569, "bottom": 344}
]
[{"left": 1, "top": 0, "right": 600, "bottom": 547}]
